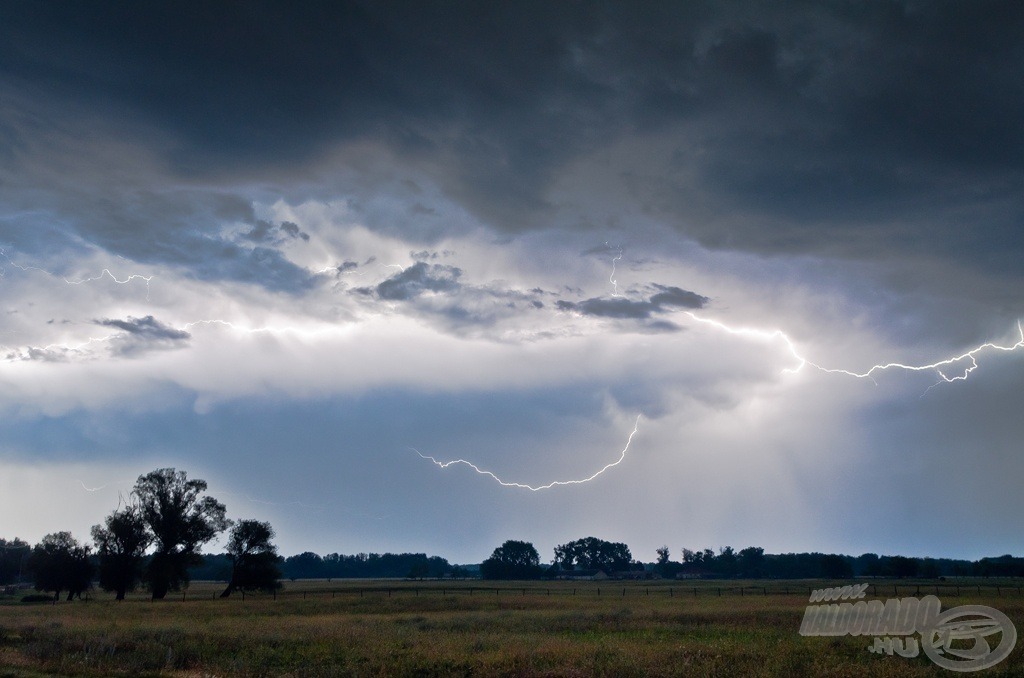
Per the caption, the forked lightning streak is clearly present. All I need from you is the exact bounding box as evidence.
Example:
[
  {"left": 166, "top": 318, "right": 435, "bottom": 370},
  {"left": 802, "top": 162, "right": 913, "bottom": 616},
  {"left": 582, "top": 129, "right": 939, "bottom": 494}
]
[{"left": 412, "top": 416, "right": 641, "bottom": 491}]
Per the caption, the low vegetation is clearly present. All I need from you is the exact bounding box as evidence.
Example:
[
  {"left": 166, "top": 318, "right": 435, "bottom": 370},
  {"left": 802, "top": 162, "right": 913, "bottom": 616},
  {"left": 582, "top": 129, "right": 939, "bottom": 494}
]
[{"left": 0, "top": 579, "right": 1020, "bottom": 676}]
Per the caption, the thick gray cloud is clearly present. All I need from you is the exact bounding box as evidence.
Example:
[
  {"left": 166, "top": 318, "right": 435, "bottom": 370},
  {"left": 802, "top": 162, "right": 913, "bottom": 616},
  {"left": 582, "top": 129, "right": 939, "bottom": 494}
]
[
  {"left": 245, "top": 220, "right": 310, "bottom": 244},
  {"left": 95, "top": 315, "right": 190, "bottom": 357},
  {"left": 3, "top": 1, "right": 1022, "bottom": 268},
  {"left": 557, "top": 284, "right": 707, "bottom": 323},
  {"left": 1, "top": 2, "right": 1022, "bottom": 565},
  {"left": 373, "top": 262, "right": 463, "bottom": 301}
]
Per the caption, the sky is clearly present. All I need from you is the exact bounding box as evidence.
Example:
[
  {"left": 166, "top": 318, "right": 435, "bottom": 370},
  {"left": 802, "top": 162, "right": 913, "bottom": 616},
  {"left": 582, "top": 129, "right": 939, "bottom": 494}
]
[{"left": 2, "top": 1, "right": 1023, "bottom": 565}]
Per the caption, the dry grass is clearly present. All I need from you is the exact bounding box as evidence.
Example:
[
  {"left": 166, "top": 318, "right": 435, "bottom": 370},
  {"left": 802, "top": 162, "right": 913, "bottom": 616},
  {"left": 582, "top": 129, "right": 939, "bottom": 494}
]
[{"left": 0, "top": 580, "right": 1020, "bottom": 676}]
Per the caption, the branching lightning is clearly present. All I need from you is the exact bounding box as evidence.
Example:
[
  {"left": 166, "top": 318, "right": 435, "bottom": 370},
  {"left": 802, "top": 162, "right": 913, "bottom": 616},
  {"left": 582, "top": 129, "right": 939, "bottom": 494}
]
[
  {"left": 412, "top": 415, "right": 641, "bottom": 491},
  {"left": 5, "top": 241, "right": 1023, "bottom": 491},
  {"left": 682, "top": 311, "right": 1024, "bottom": 390},
  {"left": 0, "top": 247, "right": 153, "bottom": 298},
  {"left": 416, "top": 249, "right": 1024, "bottom": 491}
]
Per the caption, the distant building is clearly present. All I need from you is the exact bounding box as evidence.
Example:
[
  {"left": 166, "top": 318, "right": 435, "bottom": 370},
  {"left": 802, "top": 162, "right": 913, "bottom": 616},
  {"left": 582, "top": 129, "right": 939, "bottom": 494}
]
[{"left": 556, "top": 569, "right": 608, "bottom": 580}]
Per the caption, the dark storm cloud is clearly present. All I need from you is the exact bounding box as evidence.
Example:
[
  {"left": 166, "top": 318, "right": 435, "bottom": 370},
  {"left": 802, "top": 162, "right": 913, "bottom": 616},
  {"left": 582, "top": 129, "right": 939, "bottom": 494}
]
[
  {"left": 95, "top": 315, "right": 190, "bottom": 357},
  {"left": 557, "top": 283, "right": 708, "bottom": 322},
  {"left": 356, "top": 262, "right": 551, "bottom": 332},
  {"left": 279, "top": 221, "right": 310, "bottom": 242},
  {"left": 2, "top": 2, "right": 1023, "bottom": 266},
  {"left": 374, "top": 262, "right": 463, "bottom": 301},
  {"left": 245, "top": 220, "right": 310, "bottom": 244},
  {"left": 648, "top": 285, "right": 708, "bottom": 310},
  {"left": 0, "top": 173, "right": 317, "bottom": 293},
  {"left": 558, "top": 297, "right": 656, "bottom": 320}
]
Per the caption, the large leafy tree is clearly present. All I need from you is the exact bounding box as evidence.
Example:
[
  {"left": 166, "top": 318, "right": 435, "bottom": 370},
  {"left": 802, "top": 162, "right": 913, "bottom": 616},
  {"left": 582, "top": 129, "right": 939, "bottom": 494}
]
[
  {"left": 134, "top": 468, "right": 229, "bottom": 599},
  {"left": 553, "top": 537, "right": 632, "bottom": 574},
  {"left": 92, "top": 504, "right": 151, "bottom": 600},
  {"left": 27, "top": 532, "right": 93, "bottom": 601},
  {"left": 220, "top": 519, "right": 281, "bottom": 597},
  {"left": 480, "top": 540, "right": 542, "bottom": 579}
]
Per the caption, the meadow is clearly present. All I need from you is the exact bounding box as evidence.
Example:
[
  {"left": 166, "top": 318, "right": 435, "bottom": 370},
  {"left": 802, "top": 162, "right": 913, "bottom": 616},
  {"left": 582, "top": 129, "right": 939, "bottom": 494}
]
[{"left": 1, "top": 579, "right": 1020, "bottom": 676}]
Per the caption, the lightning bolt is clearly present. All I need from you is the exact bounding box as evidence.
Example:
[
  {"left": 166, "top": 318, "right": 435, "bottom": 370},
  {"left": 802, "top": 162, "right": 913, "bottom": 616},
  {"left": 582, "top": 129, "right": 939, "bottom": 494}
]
[
  {"left": 682, "top": 311, "right": 1024, "bottom": 391},
  {"left": 0, "top": 247, "right": 153, "bottom": 299},
  {"left": 608, "top": 243, "right": 623, "bottom": 297},
  {"left": 416, "top": 247, "right": 1023, "bottom": 490},
  {"left": 76, "top": 478, "right": 134, "bottom": 493},
  {"left": 413, "top": 415, "right": 641, "bottom": 491}
]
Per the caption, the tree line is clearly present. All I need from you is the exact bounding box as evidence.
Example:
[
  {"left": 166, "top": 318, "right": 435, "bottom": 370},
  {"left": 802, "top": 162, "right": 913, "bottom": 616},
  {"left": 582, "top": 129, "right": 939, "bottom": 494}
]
[
  {"left": 1, "top": 468, "right": 280, "bottom": 600},
  {"left": 477, "top": 539, "right": 1024, "bottom": 580},
  {"left": 4, "top": 473, "right": 1024, "bottom": 597}
]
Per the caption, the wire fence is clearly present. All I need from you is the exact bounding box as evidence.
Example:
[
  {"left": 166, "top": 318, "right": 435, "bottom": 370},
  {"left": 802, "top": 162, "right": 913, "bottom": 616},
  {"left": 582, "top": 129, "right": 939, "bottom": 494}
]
[
  {"left": 122, "top": 581, "right": 1024, "bottom": 603},
  {"left": 8, "top": 580, "right": 1023, "bottom": 604}
]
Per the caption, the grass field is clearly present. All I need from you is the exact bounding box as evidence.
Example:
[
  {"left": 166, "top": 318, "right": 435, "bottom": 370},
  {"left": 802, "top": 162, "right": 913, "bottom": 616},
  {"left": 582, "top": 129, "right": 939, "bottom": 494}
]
[{"left": 1, "top": 579, "right": 1020, "bottom": 676}]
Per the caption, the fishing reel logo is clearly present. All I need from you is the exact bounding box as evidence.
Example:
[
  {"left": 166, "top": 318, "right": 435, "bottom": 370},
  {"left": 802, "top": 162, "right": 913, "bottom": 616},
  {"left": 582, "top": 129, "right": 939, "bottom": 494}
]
[
  {"left": 799, "top": 585, "right": 1017, "bottom": 672},
  {"left": 920, "top": 605, "right": 1016, "bottom": 672}
]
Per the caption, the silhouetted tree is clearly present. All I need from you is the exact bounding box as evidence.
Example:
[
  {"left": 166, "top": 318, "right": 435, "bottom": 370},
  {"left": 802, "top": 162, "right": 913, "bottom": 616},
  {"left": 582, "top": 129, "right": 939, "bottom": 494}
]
[
  {"left": 653, "top": 545, "right": 682, "bottom": 578},
  {"left": 553, "top": 537, "right": 632, "bottom": 574},
  {"left": 716, "top": 546, "right": 737, "bottom": 577},
  {"left": 92, "top": 504, "right": 151, "bottom": 600},
  {"left": 738, "top": 546, "right": 765, "bottom": 578},
  {"left": 134, "top": 468, "right": 229, "bottom": 599},
  {"left": 820, "top": 553, "right": 853, "bottom": 578},
  {"left": 856, "top": 552, "right": 882, "bottom": 577},
  {"left": 887, "top": 555, "right": 918, "bottom": 579},
  {"left": 407, "top": 561, "right": 430, "bottom": 579},
  {"left": 481, "top": 540, "right": 542, "bottom": 579},
  {"left": 27, "top": 532, "right": 93, "bottom": 601},
  {"left": 282, "top": 552, "right": 325, "bottom": 580},
  {"left": 220, "top": 520, "right": 281, "bottom": 597},
  {"left": 0, "top": 538, "right": 31, "bottom": 585}
]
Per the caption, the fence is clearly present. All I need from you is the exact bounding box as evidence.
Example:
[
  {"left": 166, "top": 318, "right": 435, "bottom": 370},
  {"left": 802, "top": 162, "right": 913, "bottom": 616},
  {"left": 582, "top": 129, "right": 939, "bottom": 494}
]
[{"left": 116, "top": 581, "right": 1024, "bottom": 603}]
